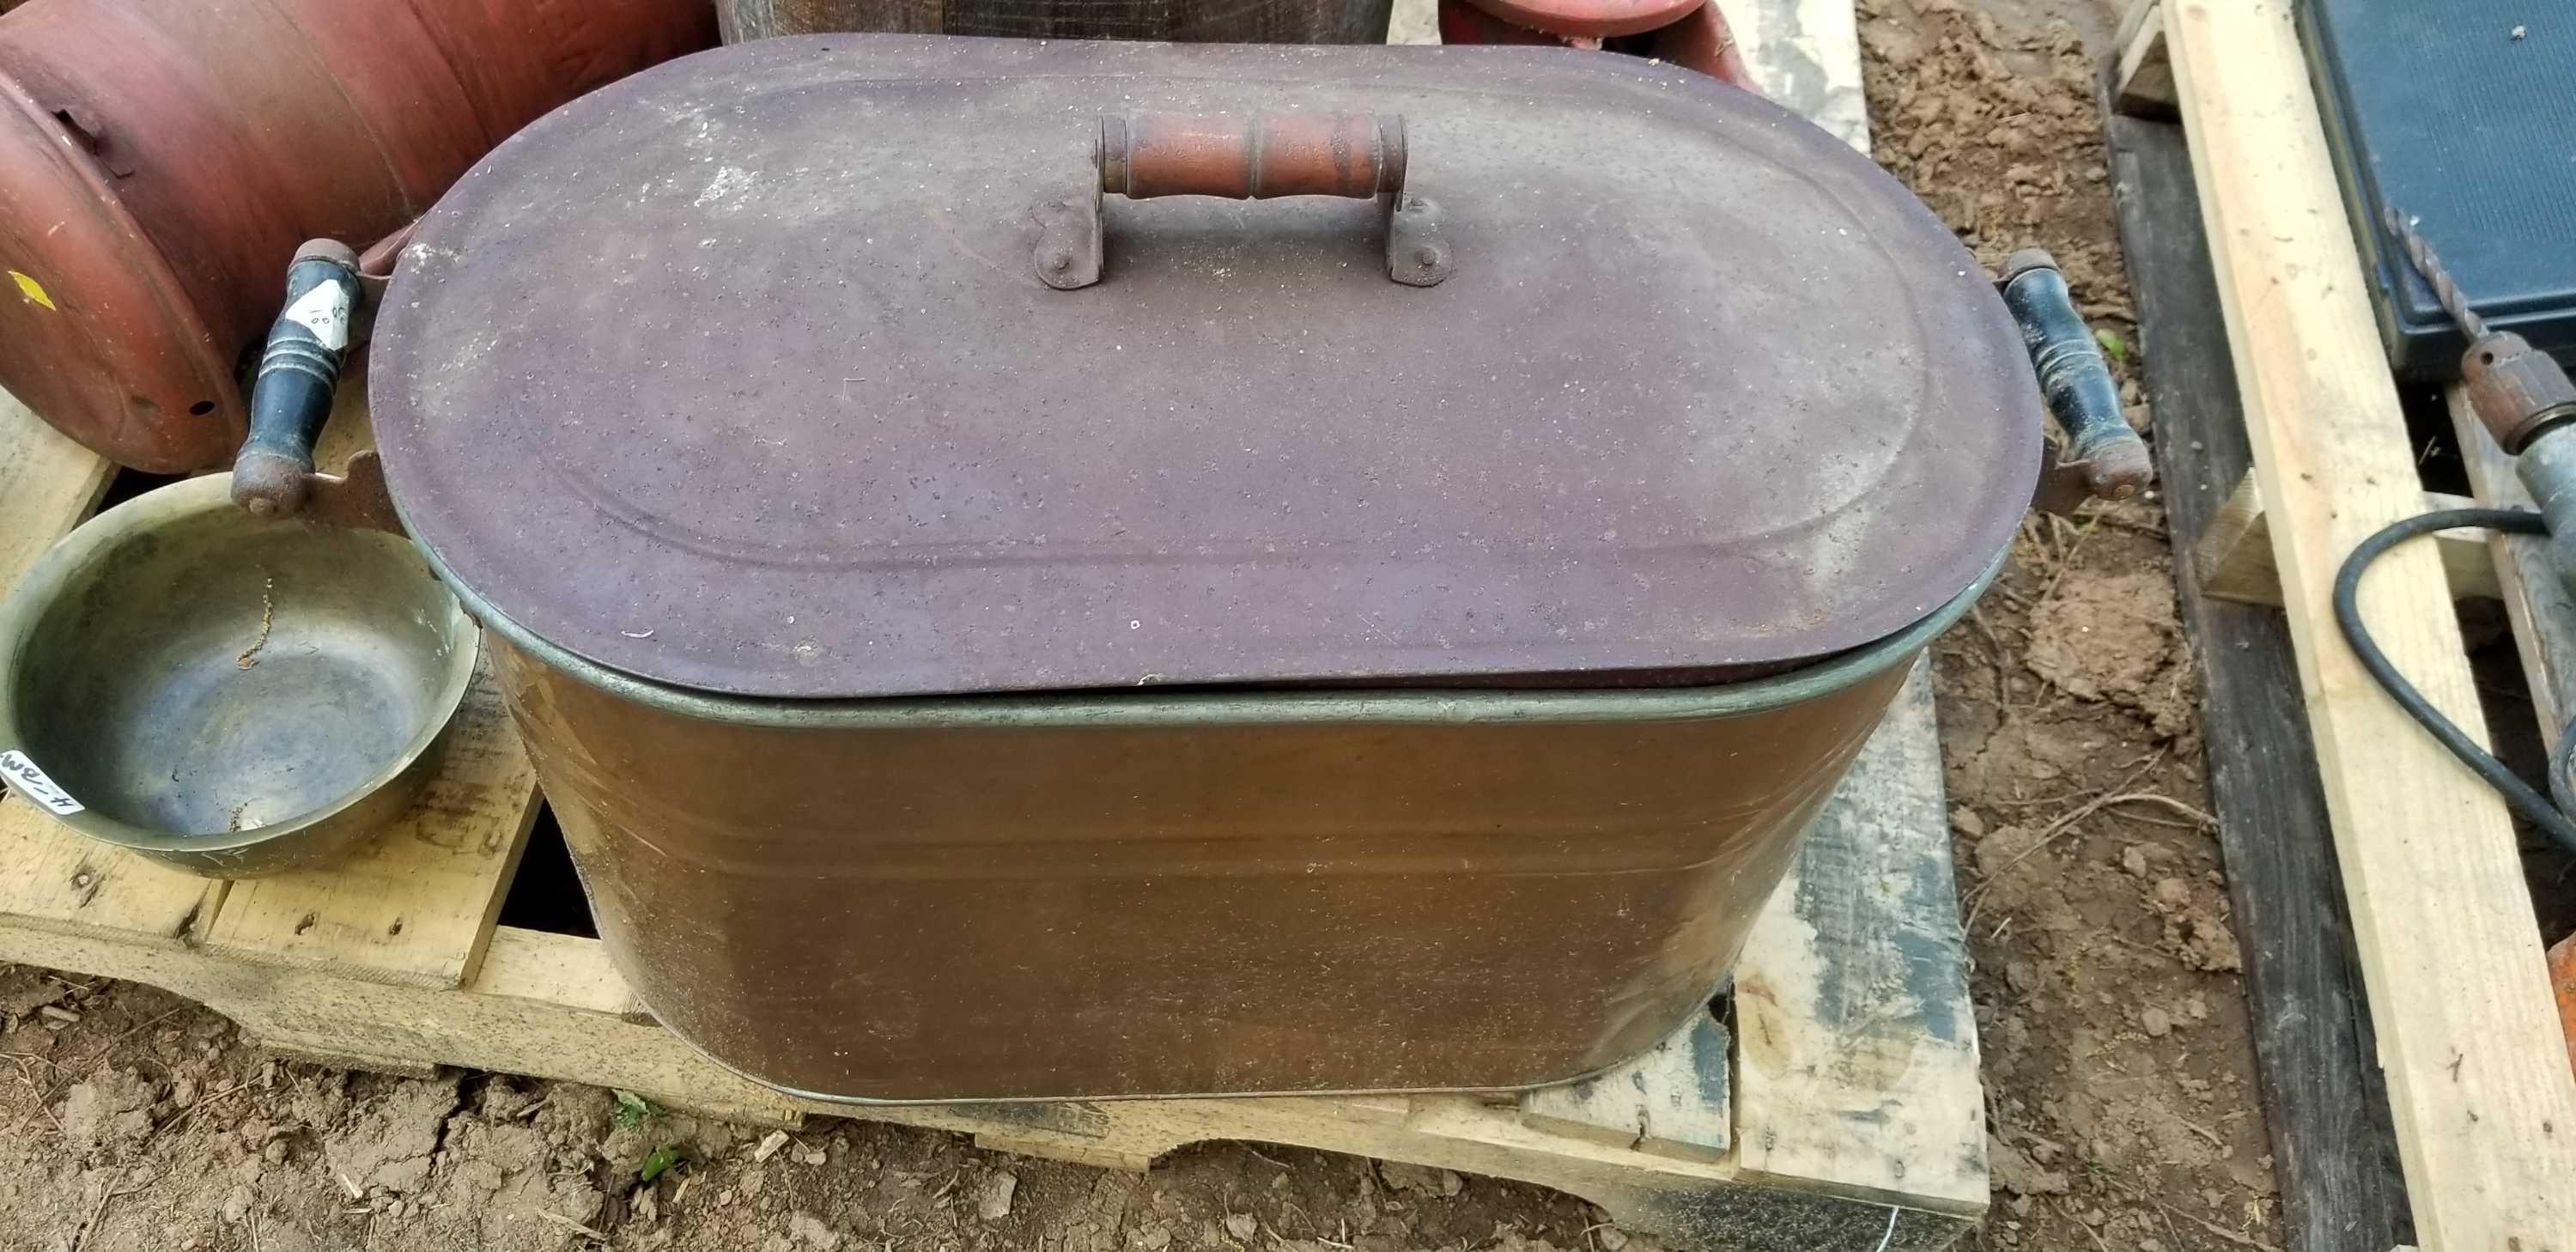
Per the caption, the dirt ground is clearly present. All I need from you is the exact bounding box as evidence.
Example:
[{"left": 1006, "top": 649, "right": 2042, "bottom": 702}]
[{"left": 0, "top": 3, "right": 2293, "bottom": 1250}]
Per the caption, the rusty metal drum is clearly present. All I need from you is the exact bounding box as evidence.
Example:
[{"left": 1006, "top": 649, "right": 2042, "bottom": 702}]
[
  {"left": 369, "top": 37, "right": 2040, "bottom": 1101},
  {"left": 0, "top": 0, "right": 714, "bottom": 472}
]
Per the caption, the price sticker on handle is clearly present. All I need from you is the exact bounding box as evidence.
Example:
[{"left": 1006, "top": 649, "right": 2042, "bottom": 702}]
[{"left": 0, "top": 750, "right": 83, "bottom": 816}]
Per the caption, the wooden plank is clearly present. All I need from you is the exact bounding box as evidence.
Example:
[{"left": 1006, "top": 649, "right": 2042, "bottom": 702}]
[
  {"left": 197, "top": 659, "right": 539, "bottom": 989},
  {"left": 1728, "top": 0, "right": 1868, "bottom": 150},
  {"left": 1518, "top": 1008, "right": 1730, "bottom": 1164},
  {"left": 2195, "top": 473, "right": 2498, "bottom": 606},
  {"left": 2110, "top": 0, "right": 2175, "bottom": 118},
  {"left": 0, "top": 801, "right": 228, "bottom": 947},
  {"left": 0, "top": 920, "right": 1971, "bottom": 1252},
  {"left": 2449, "top": 386, "right": 2576, "bottom": 744},
  {"left": 2106, "top": 112, "right": 2410, "bottom": 1252},
  {"left": 1732, "top": 664, "right": 1986, "bottom": 1214},
  {"left": 2163, "top": 2, "right": 2576, "bottom": 1242},
  {"left": 0, "top": 386, "right": 113, "bottom": 594}
]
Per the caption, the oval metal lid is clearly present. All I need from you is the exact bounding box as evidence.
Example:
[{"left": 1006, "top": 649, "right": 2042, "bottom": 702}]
[{"left": 372, "top": 36, "right": 2040, "bottom": 701}]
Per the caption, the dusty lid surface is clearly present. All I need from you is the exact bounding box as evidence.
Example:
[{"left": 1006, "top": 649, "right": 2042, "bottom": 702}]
[{"left": 372, "top": 35, "right": 2039, "bottom": 701}]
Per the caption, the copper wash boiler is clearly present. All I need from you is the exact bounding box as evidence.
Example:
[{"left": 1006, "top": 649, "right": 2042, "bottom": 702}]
[{"left": 368, "top": 36, "right": 2044, "bottom": 1102}]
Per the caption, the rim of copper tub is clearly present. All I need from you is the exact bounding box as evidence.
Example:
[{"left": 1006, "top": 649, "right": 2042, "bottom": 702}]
[
  {"left": 429, "top": 538, "right": 2005, "bottom": 731},
  {"left": 0, "top": 63, "right": 237, "bottom": 472}
]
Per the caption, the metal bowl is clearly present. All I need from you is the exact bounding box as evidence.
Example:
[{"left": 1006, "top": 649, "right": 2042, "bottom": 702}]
[{"left": 0, "top": 474, "right": 476, "bottom": 877}]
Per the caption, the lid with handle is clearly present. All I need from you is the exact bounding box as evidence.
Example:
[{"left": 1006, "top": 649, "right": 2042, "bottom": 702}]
[{"left": 370, "top": 35, "right": 2040, "bottom": 701}]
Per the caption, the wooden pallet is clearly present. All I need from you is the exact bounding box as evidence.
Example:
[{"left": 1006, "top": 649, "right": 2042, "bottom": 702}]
[
  {"left": 0, "top": 380, "right": 1986, "bottom": 1250},
  {"left": 2111, "top": 3, "right": 2576, "bottom": 1249},
  {"left": 0, "top": 14, "right": 1991, "bottom": 1231}
]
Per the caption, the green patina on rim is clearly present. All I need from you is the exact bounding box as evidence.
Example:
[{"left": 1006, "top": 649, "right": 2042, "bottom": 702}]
[{"left": 431, "top": 543, "right": 2004, "bottom": 731}]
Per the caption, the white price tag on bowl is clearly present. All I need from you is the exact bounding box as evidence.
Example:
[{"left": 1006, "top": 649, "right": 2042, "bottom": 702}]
[{"left": 0, "top": 750, "right": 82, "bottom": 815}]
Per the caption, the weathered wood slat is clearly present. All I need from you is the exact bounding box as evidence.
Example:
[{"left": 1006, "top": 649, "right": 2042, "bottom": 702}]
[
  {"left": 2105, "top": 111, "right": 2411, "bottom": 1252},
  {"left": 1519, "top": 1011, "right": 1731, "bottom": 1164},
  {"left": 2109, "top": 0, "right": 2174, "bottom": 118}
]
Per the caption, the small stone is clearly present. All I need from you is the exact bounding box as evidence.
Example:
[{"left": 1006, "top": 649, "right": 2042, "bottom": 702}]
[
  {"left": 1223, "top": 1213, "right": 1258, "bottom": 1242},
  {"left": 2141, "top": 1006, "right": 2173, "bottom": 1037},
  {"left": 263, "top": 1138, "right": 289, "bottom": 1165},
  {"left": 1135, "top": 1224, "right": 1172, "bottom": 1250},
  {"left": 169, "top": 1076, "right": 198, "bottom": 1108},
  {"left": 976, "top": 1170, "right": 1018, "bottom": 1221},
  {"left": 2140, "top": 1240, "right": 2164, "bottom": 1252},
  {"left": 788, "top": 1211, "right": 842, "bottom": 1250},
  {"left": 753, "top": 1130, "right": 790, "bottom": 1164},
  {"left": 799, "top": 1148, "right": 826, "bottom": 1166},
  {"left": 2119, "top": 845, "right": 2150, "bottom": 878},
  {"left": 221, "top": 1186, "right": 253, "bottom": 1225},
  {"left": 1952, "top": 807, "right": 1986, "bottom": 837},
  {"left": 1599, "top": 1230, "right": 1631, "bottom": 1251},
  {"left": 1377, "top": 1162, "right": 1464, "bottom": 1197}
]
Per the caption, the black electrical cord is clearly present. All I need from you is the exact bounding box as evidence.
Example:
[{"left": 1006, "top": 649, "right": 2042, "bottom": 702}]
[{"left": 2335, "top": 507, "right": 2576, "bottom": 857}]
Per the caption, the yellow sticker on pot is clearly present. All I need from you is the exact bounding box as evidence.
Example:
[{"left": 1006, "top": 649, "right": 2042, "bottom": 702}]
[{"left": 9, "top": 270, "right": 55, "bottom": 311}]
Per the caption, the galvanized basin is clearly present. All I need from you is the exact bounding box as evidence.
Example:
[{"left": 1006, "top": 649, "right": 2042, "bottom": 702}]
[{"left": 0, "top": 475, "right": 477, "bottom": 877}]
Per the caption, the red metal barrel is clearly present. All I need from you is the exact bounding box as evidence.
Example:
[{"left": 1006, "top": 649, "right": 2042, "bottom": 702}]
[
  {"left": 0, "top": 0, "right": 715, "bottom": 472},
  {"left": 1435, "top": 0, "right": 1754, "bottom": 89}
]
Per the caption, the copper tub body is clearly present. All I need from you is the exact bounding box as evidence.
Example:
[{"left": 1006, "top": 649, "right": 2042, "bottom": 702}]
[
  {"left": 0, "top": 0, "right": 714, "bottom": 471},
  {"left": 489, "top": 593, "right": 1965, "bottom": 1102}
]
